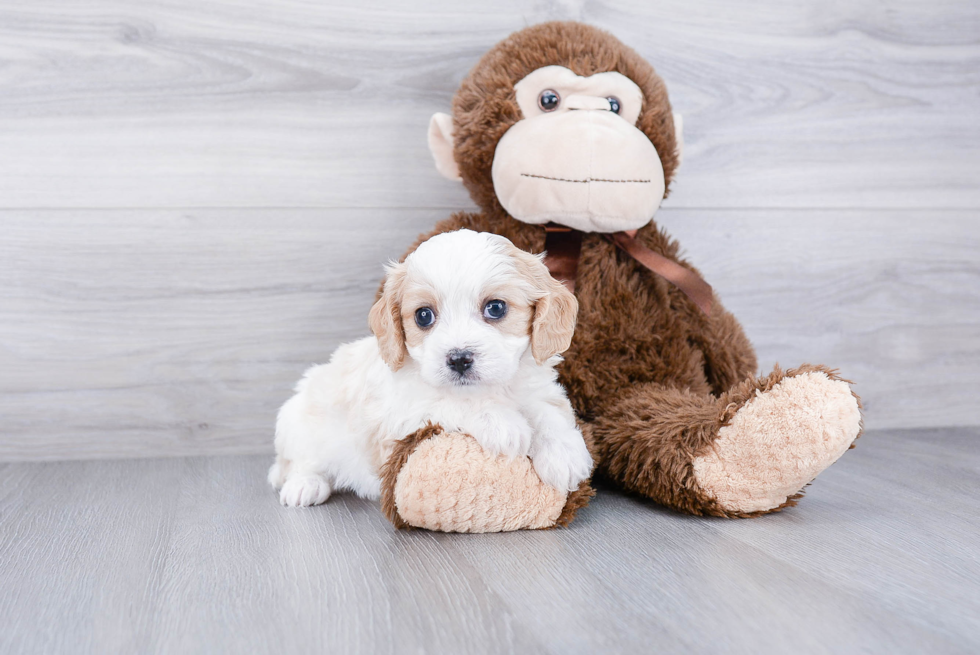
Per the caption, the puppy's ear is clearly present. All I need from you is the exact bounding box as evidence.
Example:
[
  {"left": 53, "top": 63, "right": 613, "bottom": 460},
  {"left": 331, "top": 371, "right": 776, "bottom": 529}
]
[
  {"left": 505, "top": 243, "right": 579, "bottom": 364},
  {"left": 369, "top": 263, "right": 408, "bottom": 371},
  {"left": 531, "top": 272, "right": 578, "bottom": 364}
]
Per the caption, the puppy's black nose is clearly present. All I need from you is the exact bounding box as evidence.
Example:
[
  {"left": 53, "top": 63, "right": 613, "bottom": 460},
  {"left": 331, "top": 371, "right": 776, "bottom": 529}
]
[{"left": 447, "top": 349, "right": 474, "bottom": 374}]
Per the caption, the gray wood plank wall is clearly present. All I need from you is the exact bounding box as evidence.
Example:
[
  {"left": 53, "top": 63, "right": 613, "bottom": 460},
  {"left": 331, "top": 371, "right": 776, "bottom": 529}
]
[{"left": 1, "top": 1, "right": 978, "bottom": 460}]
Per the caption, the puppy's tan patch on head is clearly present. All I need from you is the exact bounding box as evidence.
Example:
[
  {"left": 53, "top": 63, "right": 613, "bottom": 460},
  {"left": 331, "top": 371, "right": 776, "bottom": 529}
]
[
  {"left": 369, "top": 263, "right": 408, "bottom": 370},
  {"left": 400, "top": 284, "right": 439, "bottom": 349},
  {"left": 499, "top": 240, "right": 579, "bottom": 364},
  {"left": 481, "top": 280, "right": 533, "bottom": 338},
  {"left": 486, "top": 292, "right": 533, "bottom": 339}
]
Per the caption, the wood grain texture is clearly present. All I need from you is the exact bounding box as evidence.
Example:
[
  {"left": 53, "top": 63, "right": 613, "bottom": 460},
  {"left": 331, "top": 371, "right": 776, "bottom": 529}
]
[
  {"left": 2, "top": 208, "right": 977, "bottom": 461},
  {"left": 664, "top": 209, "right": 980, "bottom": 430},
  {"left": 0, "top": 0, "right": 977, "bottom": 209},
  {"left": 0, "top": 209, "right": 438, "bottom": 459},
  {"left": 1, "top": 427, "right": 978, "bottom": 654}
]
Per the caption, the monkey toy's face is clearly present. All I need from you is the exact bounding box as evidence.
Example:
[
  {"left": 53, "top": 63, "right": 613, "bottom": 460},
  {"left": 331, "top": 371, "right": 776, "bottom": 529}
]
[
  {"left": 428, "top": 55, "right": 683, "bottom": 234},
  {"left": 491, "top": 66, "right": 666, "bottom": 233}
]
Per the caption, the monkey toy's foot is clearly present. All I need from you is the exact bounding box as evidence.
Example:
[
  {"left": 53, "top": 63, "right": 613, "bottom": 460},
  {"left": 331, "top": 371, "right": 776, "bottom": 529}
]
[
  {"left": 693, "top": 365, "right": 863, "bottom": 516},
  {"left": 380, "top": 424, "right": 594, "bottom": 533}
]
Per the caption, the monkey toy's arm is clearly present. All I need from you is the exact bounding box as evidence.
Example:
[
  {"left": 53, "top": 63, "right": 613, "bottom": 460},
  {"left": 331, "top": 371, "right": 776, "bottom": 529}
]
[
  {"left": 629, "top": 226, "right": 759, "bottom": 396},
  {"left": 693, "top": 301, "right": 759, "bottom": 396}
]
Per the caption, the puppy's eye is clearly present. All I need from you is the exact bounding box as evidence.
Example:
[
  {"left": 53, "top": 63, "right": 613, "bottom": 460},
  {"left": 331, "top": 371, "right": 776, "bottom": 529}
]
[
  {"left": 538, "top": 89, "right": 560, "bottom": 112},
  {"left": 415, "top": 307, "right": 435, "bottom": 328},
  {"left": 483, "top": 299, "right": 507, "bottom": 320},
  {"left": 606, "top": 96, "right": 621, "bottom": 114}
]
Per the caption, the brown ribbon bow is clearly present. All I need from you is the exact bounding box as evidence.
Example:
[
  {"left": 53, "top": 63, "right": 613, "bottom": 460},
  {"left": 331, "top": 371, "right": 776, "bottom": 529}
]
[{"left": 543, "top": 223, "right": 713, "bottom": 316}]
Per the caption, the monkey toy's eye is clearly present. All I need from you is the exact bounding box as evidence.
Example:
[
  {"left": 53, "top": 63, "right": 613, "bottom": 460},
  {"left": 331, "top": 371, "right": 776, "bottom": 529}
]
[
  {"left": 415, "top": 307, "right": 435, "bottom": 328},
  {"left": 483, "top": 299, "right": 507, "bottom": 320},
  {"left": 606, "top": 97, "right": 621, "bottom": 114},
  {"left": 538, "top": 89, "right": 560, "bottom": 112}
]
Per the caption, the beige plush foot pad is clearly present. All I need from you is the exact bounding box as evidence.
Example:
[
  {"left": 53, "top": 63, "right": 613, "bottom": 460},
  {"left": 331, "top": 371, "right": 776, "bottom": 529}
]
[
  {"left": 380, "top": 425, "right": 593, "bottom": 533},
  {"left": 693, "top": 370, "right": 862, "bottom": 515}
]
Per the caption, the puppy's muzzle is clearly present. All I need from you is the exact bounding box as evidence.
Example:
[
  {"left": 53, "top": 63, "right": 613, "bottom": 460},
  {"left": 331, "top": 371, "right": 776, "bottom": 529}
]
[{"left": 446, "top": 349, "right": 474, "bottom": 375}]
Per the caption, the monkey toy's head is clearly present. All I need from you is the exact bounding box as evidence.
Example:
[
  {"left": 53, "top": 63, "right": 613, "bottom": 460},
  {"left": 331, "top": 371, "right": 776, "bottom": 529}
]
[{"left": 428, "top": 21, "right": 683, "bottom": 234}]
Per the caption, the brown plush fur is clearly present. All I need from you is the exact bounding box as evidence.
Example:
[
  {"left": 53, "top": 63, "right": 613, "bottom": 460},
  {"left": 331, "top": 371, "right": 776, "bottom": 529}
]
[
  {"left": 384, "top": 21, "right": 860, "bottom": 519},
  {"left": 597, "top": 363, "right": 863, "bottom": 518},
  {"left": 451, "top": 22, "right": 680, "bottom": 216}
]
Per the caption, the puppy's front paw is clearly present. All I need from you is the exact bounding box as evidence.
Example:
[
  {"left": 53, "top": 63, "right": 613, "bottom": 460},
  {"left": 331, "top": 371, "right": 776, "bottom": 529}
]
[
  {"left": 279, "top": 474, "right": 332, "bottom": 507},
  {"left": 473, "top": 409, "right": 533, "bottom": 459},
  {"left": 531, "top": 435, "right": 593, "bottom": 492}
]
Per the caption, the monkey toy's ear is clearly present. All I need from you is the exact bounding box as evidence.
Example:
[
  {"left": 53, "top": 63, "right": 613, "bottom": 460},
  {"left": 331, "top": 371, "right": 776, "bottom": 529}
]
[
  {"left": 428, "top": 113, "right": 463, "bottom": 182},
  {"left": 673, "top": 112, "right": 685, "bottom": 166}
]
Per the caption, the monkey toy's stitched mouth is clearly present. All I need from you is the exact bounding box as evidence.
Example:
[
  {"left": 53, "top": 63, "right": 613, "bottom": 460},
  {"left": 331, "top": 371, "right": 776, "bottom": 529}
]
[{"left": 520, "top": 173, "right": 651, "bottom": 184}]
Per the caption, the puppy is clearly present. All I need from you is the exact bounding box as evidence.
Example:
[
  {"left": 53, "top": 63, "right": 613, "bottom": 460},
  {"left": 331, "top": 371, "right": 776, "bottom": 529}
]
[{"left": 268, "top": 229, "right": 592, "bottom": 507}]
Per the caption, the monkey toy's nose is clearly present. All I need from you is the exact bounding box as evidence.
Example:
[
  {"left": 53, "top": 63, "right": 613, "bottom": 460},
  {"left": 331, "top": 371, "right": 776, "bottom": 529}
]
[
  {"left": 564, "top": 95, "right": 613, "bottom": 111},
  {"left": 447, "top": 349, "right": 474, "bottom": 374}
]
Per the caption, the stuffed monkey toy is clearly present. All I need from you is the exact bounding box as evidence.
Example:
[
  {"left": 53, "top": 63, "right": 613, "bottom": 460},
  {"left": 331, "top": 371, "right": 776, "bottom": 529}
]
[{"left": 379, "top": 22, "right": 862, "bottom": 532}]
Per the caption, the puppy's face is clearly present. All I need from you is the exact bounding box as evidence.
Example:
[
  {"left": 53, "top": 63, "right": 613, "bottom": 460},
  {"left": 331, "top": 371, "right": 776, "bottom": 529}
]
[{"left": 369, "top": 230, "right": 578, "bottom": 388}]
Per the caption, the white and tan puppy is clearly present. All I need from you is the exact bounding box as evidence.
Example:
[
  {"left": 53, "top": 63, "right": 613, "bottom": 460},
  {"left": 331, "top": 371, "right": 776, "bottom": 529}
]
[{"left": 268, "top": 229, "right": 592, "bottom": 507}]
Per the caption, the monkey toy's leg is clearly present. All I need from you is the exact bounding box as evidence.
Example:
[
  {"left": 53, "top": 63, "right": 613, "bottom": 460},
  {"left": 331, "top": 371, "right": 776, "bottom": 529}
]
[{"left": 593, "top": 365, "right": 862, "bottom": 517}]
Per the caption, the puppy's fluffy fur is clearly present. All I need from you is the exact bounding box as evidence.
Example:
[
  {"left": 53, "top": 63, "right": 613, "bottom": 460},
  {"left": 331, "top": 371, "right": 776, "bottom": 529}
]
[{"left": 269, "top": 229, "right": 592, "bottom": 507}]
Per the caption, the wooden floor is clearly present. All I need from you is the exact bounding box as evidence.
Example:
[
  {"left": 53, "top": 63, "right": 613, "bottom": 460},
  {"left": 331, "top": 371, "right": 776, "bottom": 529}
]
[{"left": 2, "top": 427, "right": 977, "bottom": 654}]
